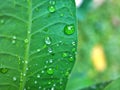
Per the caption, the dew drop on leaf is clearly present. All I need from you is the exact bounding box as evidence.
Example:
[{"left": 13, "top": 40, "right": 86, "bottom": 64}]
[
  {"left": 64, "top": 24, "right": 75, "bottom": 35},
  {"left": 45, "top": 36, "right": 51, "bottom": 45},
  {"left": 37, "top": 74, "right": 40, "bottom": 78},
  {"left": 62, "top": 52, "right": 68, "bottom": 58},
  {"left": 47, "top": 68, "right": 54, "bottom": 75},
  {"left": 24, "top": 39, "right": 29, "bottom": 43},
  {"left": 0, "top": 19, "right": 5, "bottom": 24},
  {"left": 68, "top": 56, "right": 74, "bottom": 62},
  {"left": 48, "top": 6, "right": 56, "bottom": 13},
  {"left": 0, "top": 68, "right": 8, "bottom": 74},
  {"left": 13, "top": 77, "right": 17, "bottom": 81},
  {"left": 13, "top": 36, "right": 17, "bottom": 39},
  {"left": 49, "top": 59, "right": 53, "bottom": 63},
  {"left": 12, "top": 40, "right": 16, "bottom": 44},
  {"left": 48, "top": 47, "right": 53, "bottom": 53},
  {"left": 34, "top": 81, "right": 37, "bottom": 84},
  {"left": 49, "top": 0, "right": 56, "bottom": 5}
]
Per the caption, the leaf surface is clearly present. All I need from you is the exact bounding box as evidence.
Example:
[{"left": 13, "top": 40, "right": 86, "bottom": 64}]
[{"left": 0, "top": 0, "right": 77, "bottom": 90}]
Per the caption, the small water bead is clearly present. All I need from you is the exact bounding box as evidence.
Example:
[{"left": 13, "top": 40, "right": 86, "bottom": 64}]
[
  {"left": 47, "top": 68, "right": 54, "bottom": 75},
  {"left": 25, "top": 61, "right": 28, "bottom": 64},
  {"left": 45, "top": 36, "right": 51, "bottom": 45},
  {"left": 0, "top": 19, "right": 5, "bottom": 24},
  {"left": 72, "top": 41, "right": 76, "bottom": 46},
  {"left": 65, "top": 71, "right": 69, "bottom": 76},
  {"left": 12, "top": 40, "right": 16, "bottom": 44},
  {"left": 41, "top": 70, "right": 45, "bottom": 73},
  {"left": 62, "top": 52, "right": 68, "bottom": 58},
  {"left": 51, "top": 87, "right": 54, "bottom": 90},
  {"left": 13, "top": 36, "right": 17, "bottom": 39},
  {"left": 13, "top": 77, "right": 17, "bottom": 81},
  {"left": 48, "top": 47, "right": 53, "bottom": 53},
  {"left": 49, "top": 0, "right": 56, "bottom": 5},
  {"left": 37, "top": 49, "right": 40, "bottom": 52},
  {"left": 0, "top": 68, "right": 8, "bottom": 74},
  {"left": 49, "top": 59, "right": 53, "bottom": 63},
  {"left": 60, "top": 13, "right": 64, "bottom": 17},
  {"left": 34, "top": 81, "right": 37, "bottom": 84},
  {"left": 27, "top": 31, "right": 31, "bottom": 34},
  {"left": 24, "top": 39, "right": 29, "bottom": 43},
  {"left": 38, "top": 86, "right": 42, "bottom": 89},
  {"left": 68, "top": 56, "right": 74, "bottom": 62},
  {"left": 48, "top": 6, "right": 56, "bottom": 13},
  {"left": 48, "top": 81, "right": 52, "bottom": 85},
  {"left": 64, "top": 24, "right": 75, "bottom": 35},
  {"left": 37, "top": 74, "right": 40, "bottom": 78}
]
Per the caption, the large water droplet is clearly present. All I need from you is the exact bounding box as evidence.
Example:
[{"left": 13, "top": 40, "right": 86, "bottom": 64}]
[
  {"left": 45, "top": 36, "right": 51, "bottom": 45},
  {"left": 48, "top": 6, "right": 56, "bottom": 13},
  {"left": 47, "top": 68, "right": 54, "bottom": 75},
  {"left": 64, "top": 24, "right": 75, "bottom": 35},
  {"left": 0, "top": 68, "right": 8, "bottom": 74}
]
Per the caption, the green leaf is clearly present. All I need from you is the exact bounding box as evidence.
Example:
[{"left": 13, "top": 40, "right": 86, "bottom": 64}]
[
  {"left": 104, "top": 78, "right": 120, "bottom": 90},
  {"left": 0, "top": 0, "right": 77, "bottom": 90}
]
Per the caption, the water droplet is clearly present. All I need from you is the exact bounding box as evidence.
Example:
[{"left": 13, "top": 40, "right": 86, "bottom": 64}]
[
  {"left": 44, "top": 65, "right": 47, "bottom": 68},
  {"left": 13, "top": 77, "right": 17, "bottom": 81},
  {"left": 49, "top": 59, "right": 53, "bottom": 63},
  {"left": 72, "top": 42, "right": 76, "bottom": 46},
  {"left": 23, "top": 73, "right": 26, "bottom": 76},
  {"left": 37, "top": 74, "right": 40, "bottom": 78},
  {"left": 25, "top": 61, "right": 28, "bottom": 64},
  {"left": 60, "top": 13, "right": 64, "bottom": 17},
  {"left": 13, "top": 36, "right": 17, "bottom": 39},
  {"left": 65, "top": 71, "right": 69, "bottom": 76},
  {"left": 64, "top": 24, "right": 75, "bottom": 35},
  {"left": 68, "top": 56, "right": 74, "bottom": 62},
  {"left": 0, "top": 19, "right": 5, "bottom": 24},
  {"left": 49, "top": 0, "right": 56, "bottom": 5},
  {"left": 45, "top": 36, "right": 51, "bottom": 45},
  {"left": 26, "top": 67, "right": 29, "bottom": 71},
  {"left": 41, "top": 70, "right": 45, "bottom": 73},
  {"left": 62, "top": 52, "right": 68, "bottom": 58},
  {"left": 28, "top": 31, "right": 31, "bottom": 34},
  {"left": 48, "top": 6, "right": 56, "bottom": 13},
  {"left": 48, "top": 47, "right": 53, "bottom": 53},
  {"left": 12, "top": 40, "right": 16, "bottom": 44},
  {"left": 24, "top": 39, "right": 29, "bottom": 43},
  {"left": 37, "top": 49, "right": 40, "bottom": 52},
  {"left": 47, "top": 68, "right": 54, "bottom": 75},
  {"left": 51, "top": 87, "right": 54, "bottom": 90},
  {"left": 53, "top": 84, "right": 56, "bottom": 87},
  {"left": 0, "top": 68, "right": 8, "bottom": 74},
  {"left": 39, "top": 86, "right": 41, "bottom": 89},
  {"left": 34, "top": 81, "right": 37, "bottom": 84},
  {"left": 48, "top": 81, "right": 52, "bottom": 85}
]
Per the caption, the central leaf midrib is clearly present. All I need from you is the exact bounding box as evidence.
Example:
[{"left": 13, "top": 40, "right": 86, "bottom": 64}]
[{"left": 19, "top": 0, "right": 32, "bottom": 90}]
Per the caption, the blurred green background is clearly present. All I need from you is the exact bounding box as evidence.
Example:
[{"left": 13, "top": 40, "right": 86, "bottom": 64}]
[{"left": 66, "top": 0, "right": 120, "bottom": 90}]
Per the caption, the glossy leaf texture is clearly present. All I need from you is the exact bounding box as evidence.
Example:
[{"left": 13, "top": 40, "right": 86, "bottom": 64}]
[{"left": 0, "top": 0, "right": 77, "bottom": 90}]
